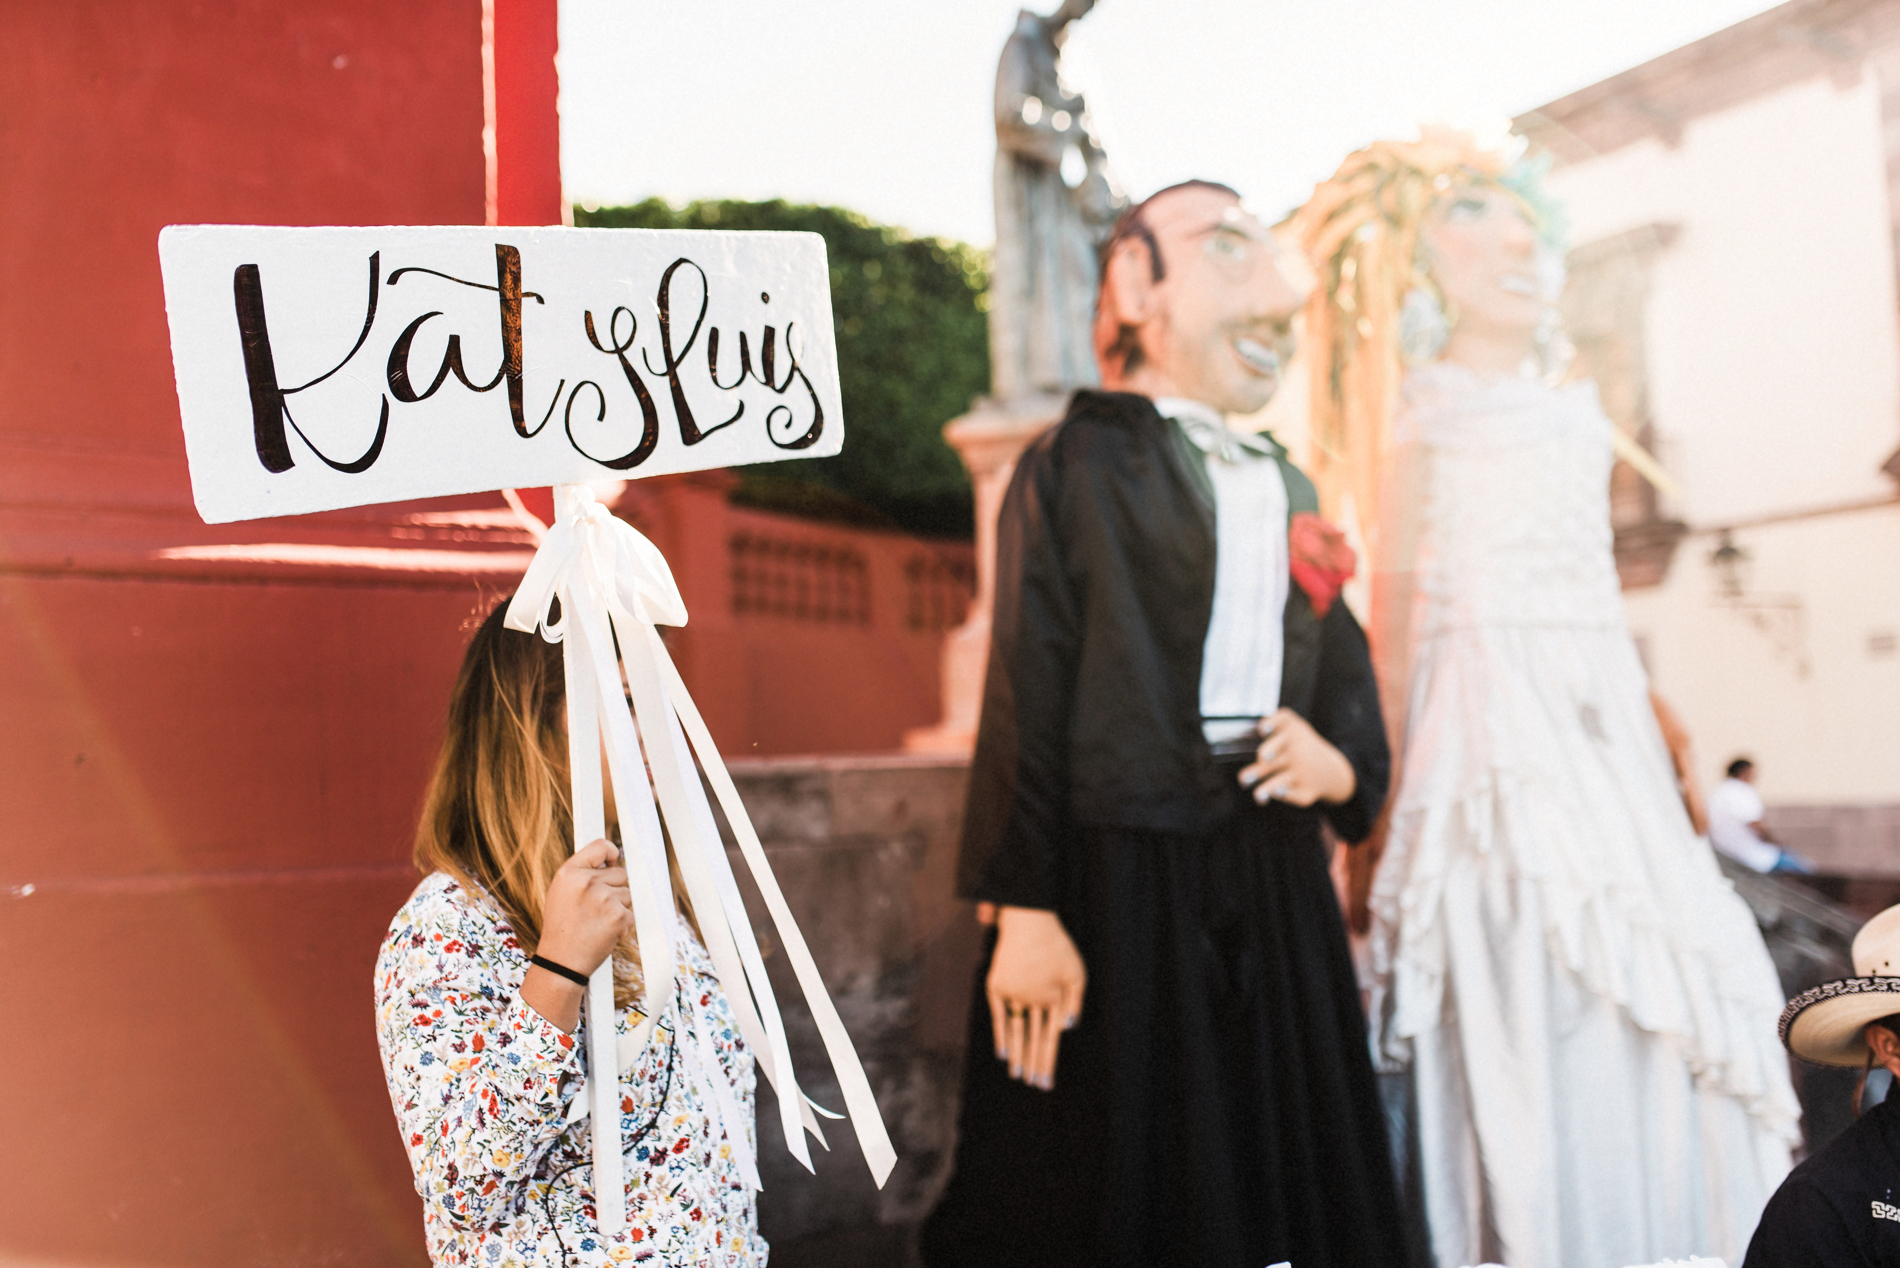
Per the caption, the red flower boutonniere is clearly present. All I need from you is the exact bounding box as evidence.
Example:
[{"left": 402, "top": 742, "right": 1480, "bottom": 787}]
[{"left": 1288, "top": 512, "right": 1356, "bottom": 618}]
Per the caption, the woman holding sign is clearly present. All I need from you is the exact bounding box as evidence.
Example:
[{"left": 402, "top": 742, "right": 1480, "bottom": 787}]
[{"left": 374, "top": 601, "right": 765, "bottom": 1267}]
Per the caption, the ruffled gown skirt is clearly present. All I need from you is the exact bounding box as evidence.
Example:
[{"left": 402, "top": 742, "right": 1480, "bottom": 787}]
[{"left": 1370, "top": 622, "right": 1800, "bottom": 1268}]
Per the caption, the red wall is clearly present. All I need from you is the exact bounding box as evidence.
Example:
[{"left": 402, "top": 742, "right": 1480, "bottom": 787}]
[
  {"left": 0, "top": 3, "right": 967, "bottom": 1264},
  {"left": 621, "top": 475, "right": 972, "bottom": 757},
  {"left": 3, "top": 3, "right": 489, "bottom": 1264}
]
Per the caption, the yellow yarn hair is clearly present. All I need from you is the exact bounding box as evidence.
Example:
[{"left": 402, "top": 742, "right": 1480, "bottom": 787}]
[{"left": 1287, "top": 128, "right": 1528, "bottom": 545}]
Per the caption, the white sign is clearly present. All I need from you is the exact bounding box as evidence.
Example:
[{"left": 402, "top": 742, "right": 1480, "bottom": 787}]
[{"left": 159, "top": 225, "right": 844, "bottom": 523}]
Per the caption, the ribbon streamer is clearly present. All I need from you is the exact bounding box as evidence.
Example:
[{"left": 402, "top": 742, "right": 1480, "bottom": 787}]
[{"left": 505, "top": 484, "right": 896, "bottom": 1235}]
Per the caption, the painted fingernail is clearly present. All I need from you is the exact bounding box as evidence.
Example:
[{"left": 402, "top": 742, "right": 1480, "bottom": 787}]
[
  {"left": 1238, "top": 770, "right": 1258, "bottom": 787},
  {"left": 996, "top": 1046, "right": 1007, "bottom": 1061},
  {"left": 1010, "top": 1064, "right": 1022, "bottom": 1079},
  {"left": 1065, "top": 1014, "right": 1079, "bottom": 1030}
]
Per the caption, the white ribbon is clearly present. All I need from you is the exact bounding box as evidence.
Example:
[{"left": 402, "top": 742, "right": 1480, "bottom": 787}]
[{"left": 504, "top": 485, "right": 896, "bottom": 1234}]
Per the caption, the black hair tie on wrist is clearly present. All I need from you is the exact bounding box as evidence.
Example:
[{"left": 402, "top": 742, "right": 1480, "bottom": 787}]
[{"left": 530, "top": 954, "right": 592, "bottom": 987}]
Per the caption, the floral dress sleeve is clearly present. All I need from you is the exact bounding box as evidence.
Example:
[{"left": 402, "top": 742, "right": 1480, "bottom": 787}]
[{"left": 375, "top": 873, "right": 584, "bottom": 1235}]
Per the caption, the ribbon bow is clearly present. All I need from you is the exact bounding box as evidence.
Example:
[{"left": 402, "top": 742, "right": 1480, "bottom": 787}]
[
  {"left": 508, "top": 485, "right": 688, "bottom": 633},
  {"left": 504, "top": 485, "right": 896, "bottom": 1235}
]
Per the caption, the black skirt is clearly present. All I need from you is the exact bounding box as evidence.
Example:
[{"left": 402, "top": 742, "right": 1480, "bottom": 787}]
[{"left": 920, "top": 787, "right": 1408, "bottom": 1268}]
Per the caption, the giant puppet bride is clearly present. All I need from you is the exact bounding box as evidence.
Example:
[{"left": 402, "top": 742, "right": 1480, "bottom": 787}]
[{"left": 1290, "top": 133, "right": 1800, "bottom": 1268}]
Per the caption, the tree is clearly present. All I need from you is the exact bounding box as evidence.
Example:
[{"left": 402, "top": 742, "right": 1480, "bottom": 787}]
[{"left": 575, "top": 198, "right": 988, "bottom": 539}]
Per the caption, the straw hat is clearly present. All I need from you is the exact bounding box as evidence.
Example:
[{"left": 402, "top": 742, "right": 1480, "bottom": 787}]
[{"left": 1779, "top": 904, "right": 1900, "bottom": 1067}]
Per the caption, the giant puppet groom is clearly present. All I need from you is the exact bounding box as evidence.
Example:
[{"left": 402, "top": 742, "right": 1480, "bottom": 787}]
[{"left": 919, "top": 180, "right": 1408, "bottom": 1267}]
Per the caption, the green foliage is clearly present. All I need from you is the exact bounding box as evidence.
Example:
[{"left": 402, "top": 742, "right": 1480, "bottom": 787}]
[{"left": 575, "top": 198, "right": 989, "bottom": 538}]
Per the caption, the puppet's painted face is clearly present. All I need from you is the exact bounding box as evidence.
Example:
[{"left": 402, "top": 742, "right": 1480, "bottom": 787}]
[
  {"left": 1141, "top": 187, "right": 1304, "bottom": 416},
  {"left": 1419, "top": 185, "right": 1545, "bottom": 345}
]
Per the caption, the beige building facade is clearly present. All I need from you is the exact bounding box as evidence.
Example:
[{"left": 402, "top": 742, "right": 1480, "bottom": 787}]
[{"left": 1519, "top": 0, "right": 1900, "bottom": 871}]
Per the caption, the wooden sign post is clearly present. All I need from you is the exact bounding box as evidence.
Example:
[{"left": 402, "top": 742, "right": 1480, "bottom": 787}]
[{"left": 159, "top": 225, "right": 895, "bottom": 1234}]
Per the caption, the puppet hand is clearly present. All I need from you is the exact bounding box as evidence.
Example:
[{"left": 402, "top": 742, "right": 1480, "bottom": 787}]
[
  {"left": 1345, "top": 839, "right": 1378, "bottom": 936},
  {"left": 524, "top": 839, "right": 633, "bottom": 1032},
  {"left": 986, "top": 906, "right": 1087, "bottom": 1092},
  {"left": 1238, "top": 708, "right": 1356, "bottom": 807}
]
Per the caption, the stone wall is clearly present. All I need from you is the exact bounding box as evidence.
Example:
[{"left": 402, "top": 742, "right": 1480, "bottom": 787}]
[
  {"left": 722, "top": 754, "right": 979, "bottom": 1267},
  {"left": 1767, "top": 803, "right": 1900, "bottom": 879}
]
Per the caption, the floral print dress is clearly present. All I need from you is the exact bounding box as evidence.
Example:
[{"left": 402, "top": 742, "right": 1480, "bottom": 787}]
[{"left": 375, "top": 871, "right": 767, "bottom": 1267}]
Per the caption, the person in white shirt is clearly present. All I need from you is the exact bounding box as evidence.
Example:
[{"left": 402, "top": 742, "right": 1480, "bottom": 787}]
[{"left": 1708, "top": 758, "right": 1811, "bottom": 874}]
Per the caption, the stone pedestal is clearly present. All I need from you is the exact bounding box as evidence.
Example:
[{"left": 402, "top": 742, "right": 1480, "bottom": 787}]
[
  {"left": 727, "top": 753, "right": 977, "bottom": 1266},
  {"left": 903, "top": 393, "right": 1068, "bottom": 755}
]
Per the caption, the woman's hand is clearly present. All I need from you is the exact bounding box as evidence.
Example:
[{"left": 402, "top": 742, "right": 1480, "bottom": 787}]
[
  {"left": 1238, "top": 708, "right": 1355, "bottom": 807},
  {"left": 986, "top": 906, "right": 1087, "bottom": 1092},
  {"left": 521, "top": 838, "right": 632, "bottom": 1033}
]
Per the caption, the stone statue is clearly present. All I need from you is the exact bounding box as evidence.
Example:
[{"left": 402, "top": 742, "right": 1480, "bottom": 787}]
[
  {"left": 903, "top": 0, "right": 1120, "bottom": 756},
  {"left": 988, "top": 0, "right": 1122, "bottom": 402}
]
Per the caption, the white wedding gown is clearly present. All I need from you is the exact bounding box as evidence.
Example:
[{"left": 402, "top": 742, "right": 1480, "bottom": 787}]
[{"left": 1366, "top": 364, "right": 1800, "bottom": 1268}]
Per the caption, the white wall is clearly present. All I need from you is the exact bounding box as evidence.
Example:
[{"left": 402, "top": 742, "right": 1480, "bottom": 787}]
[
  {"left": 1624, "top": 508, "right": 1900, "bottom": 803},
  {"left": 1550, "top": 69, "right": 1900, "bottom": 804}
]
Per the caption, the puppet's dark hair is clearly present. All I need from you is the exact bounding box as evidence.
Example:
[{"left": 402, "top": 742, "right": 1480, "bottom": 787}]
[{"left": 1094, "top": 179, "right": 1244, "bottom": 379}]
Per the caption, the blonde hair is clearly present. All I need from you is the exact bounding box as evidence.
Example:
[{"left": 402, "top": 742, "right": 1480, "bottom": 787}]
[
  {"left": 414, "top": 599, "right": 647, "bottom": 1009},
  {"left": 1288, "top": 129, "right": 1536, "bottom": 543}
]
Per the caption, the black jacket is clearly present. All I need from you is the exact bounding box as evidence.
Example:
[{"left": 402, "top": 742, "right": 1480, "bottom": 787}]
[
  {"left": 958, "top": 390, "right": 1391, "bottom": 909},
  {"left": 1744, "top": 1081, "right": 1900, "bottom": 1267}
]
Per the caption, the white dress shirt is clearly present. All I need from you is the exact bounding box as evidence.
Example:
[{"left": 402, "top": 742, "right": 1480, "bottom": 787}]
[{"left": 1154, "top": 397, "right": 1288, "bottom": 747}]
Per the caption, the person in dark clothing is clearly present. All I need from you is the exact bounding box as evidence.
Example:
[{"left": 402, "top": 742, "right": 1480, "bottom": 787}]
[
  {"left": 1747, "top": 903, "right": 1900, "bottom": 1266},
  {"left": 919, "top": 181, "right": 1407, "bottom": 1268}
]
